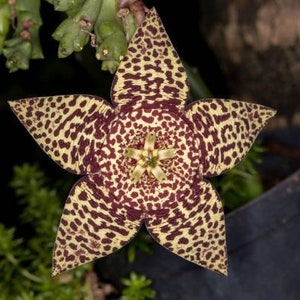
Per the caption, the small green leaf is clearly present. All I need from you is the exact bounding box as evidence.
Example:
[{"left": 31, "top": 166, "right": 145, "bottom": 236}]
[{"left": 120, "top": 272, "right": 156, "bottom": 300}]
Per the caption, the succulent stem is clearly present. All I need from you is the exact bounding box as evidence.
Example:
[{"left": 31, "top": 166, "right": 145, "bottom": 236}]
[{"left": 2, "top": 0, "right": 43, "bottom": 72}]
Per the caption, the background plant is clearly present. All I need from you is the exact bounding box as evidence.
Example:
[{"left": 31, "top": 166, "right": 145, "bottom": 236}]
[
  {"left": 119, "top": 272, "right": 156, "bottom": 300},
  {"left": 0, "top": 0, "right": 147, "bottom": 73}
]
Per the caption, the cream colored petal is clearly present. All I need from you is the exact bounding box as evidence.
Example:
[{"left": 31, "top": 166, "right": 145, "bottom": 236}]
[
  {"left": 143, "top": 132, "right": 156, "bottom": 151},
  {"left": 185, "top": 99, "right": 276, "bottom": 176},
  {"left": 150, "top": 165, "right": 166, "bottom": 182},
  {"left": 158, "top": 148, "right": 176, "bottom": 160},
  {"left": 131, "top": 164, "right": 146, "bottom": 182},
  {"left": 111, "top": 8, "right": 188, "bottom": 110},
  {"left": 146, "top": 177, "right": 228, "bottom": 275},
  {"left": 52, "top": 175, "right": 142, "bottom": 276},
  {"left": 126, "top": 148, "right": 143, "bottom": 160},
  {"left": 9, "top": 95, "right": 114, "bottom": 174}
]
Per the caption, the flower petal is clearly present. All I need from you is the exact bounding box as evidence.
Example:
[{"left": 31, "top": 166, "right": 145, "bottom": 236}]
[
  {"left": 143, "top": 132, "right": 156, "bottom": 151},
  {"left": 52, "top": 175, "right": 143, "bottom": 276},
  {"left": 146, "top": 177, "right": 228, "bottom": 275},
  {"left": 126, "top": 148, "right": 143, "bottom": 160},
  {"left": 150, "top": 165, "right": 166, "bottom": 182},
  {"left": 131, "top": 164, "right": 146, "bottom": 182},
  {"left": 157, "top": 148, "right": 176, "bottom": 160},
  {"left": 111, "top": 8, "right": 188, "bottom": 111},
  {"left": 185, "top": 99, "right": 276, "bottom": 176},
  {"left": 9, "top": 95, "right": 114, "bottom": 174}
]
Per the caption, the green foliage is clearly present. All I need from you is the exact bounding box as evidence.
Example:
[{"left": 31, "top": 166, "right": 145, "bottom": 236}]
[
  {"left": 119, "top": 272, "right": 156, "bottom": 300},
  {"left": 52, "top": 0, "right": 102, "bottom": 57},
  {"left": 213, "top": 142, "right": 265, "bottom": 210},
  {"left": 51, "top": 0, "right": 136, "bottom": 73},
  {"left": 1, "top": 0, "right": 141, "bottom": 73},
  {"left": 0, "top": 163, "right": 90, "bottom": 299},
  {"left": 1, "top": 0, "right": 43, "bottom": 72},
  {"left": 93, "top": 0, "right": 130, "bottom": 73},
  {"left": 0, "top": 0, "right": 10, "bottom": 54}
]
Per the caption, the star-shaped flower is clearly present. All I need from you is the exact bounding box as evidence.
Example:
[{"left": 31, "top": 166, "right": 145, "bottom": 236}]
[{"left": 9, "top": 8, "right": 276, "bottom": 276}]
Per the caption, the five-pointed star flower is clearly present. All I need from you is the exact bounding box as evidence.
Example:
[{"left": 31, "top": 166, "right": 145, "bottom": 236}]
[{"left": 9, "top": 8, "right": 276, "bottom": 276}]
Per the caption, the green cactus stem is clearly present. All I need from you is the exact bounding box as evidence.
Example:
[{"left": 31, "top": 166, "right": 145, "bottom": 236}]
[
  {"left": 52, "top": 0, "right": 103, "bottom": 58},
  {"left": 1, "top": 0, "right": 149, "bottom": 73},
  {"left": 3, "top": 37, "right": 31, "bottom": 72},
  {"left": 3, "top": 0, "right": 43, "bottom": 72},
  {"left": 51, "top": 0, "right": 147, "bottom": 73},
  {"left": 50, "top": 0, "right": 85, "bottom": 16},
  {"left": 94, "top": 0, "right": 137, "bottom": 73},
  {"left": 0, "top": 1, "right": 10, "bottom": 54}
]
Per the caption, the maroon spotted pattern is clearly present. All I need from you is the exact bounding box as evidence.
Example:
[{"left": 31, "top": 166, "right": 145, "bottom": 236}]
[
  {"left": 99, "top": 108, "right": 199, "bottom": 211},
  {"left": 146, "top": 175, "right": 227, "bottom": 274},
  {"left": 10, "top": 95, "right": 114, "bottom": 174},
  {"left": 8, "top": 8, "right": 276, "bottom": 277},
  {"left": 111, "top": 8, "right": 189, "bottom": 111},
  {"left": 52, "top": 175, "right": 143, "bottom": 275},
  {"left": 185, "top": 99, "right": 276, "bottom": 176}
]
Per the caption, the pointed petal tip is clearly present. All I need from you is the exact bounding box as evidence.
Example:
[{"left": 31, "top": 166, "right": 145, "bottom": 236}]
[
  {"left": 146, "top": 178, "right": 228, "bottom": 276},
  {"left": 262, "top": 104, "right": 277, "bottom": 118},
  {"left": 198, "top": 255, "right": 228, "bottom": 276},
  {"left": 51, "top": 266, "right": 71, "bottom": 278},
  {"left": 51, "top": 264, "right": 61, "bottom": 277},
  {"left": 51, "top": 269, "right": 58, "bottom": 278},
  {"left": 257, "top": 105, "right": 277, "bottom": 129},
  {"left": 270, "top": 107, "right": 277, "bottom": 116},
  {"left": 196, "top": 253, "right": 228, "bottom": 276},
  {"left": 7, "top": 100, "right": 17, "bottom": 110},
  {"left": 269, "top": 108, "right": 277, "bottom": 121},
  {"left": 215, "top": 264, "right": 228, "bottom": 276},
  {"left": 111, "top": 4, "right": 188, "bottom": 109},
  {"left": 185, "top": 99, "right": 277, "bottom": 176}
]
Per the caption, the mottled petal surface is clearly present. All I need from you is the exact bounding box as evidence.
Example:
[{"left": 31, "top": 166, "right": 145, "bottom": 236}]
[
  {"left": 52, "top": 175, "right": 143, "bottom": 276},
  {"left": 185, "top": 99, "right": 276, "bottom": 176},
  {"left": 98, "top": 108, "right": 199, "bottom": 211},
  {"left": 146, "top": 176, "right": 227, "bottom": 275},
  {"left": 111, "top": 8, "right": 188, "bottom": 110},
  {"left": 9, "top": 95, "right": 114, "bottom": 174}
]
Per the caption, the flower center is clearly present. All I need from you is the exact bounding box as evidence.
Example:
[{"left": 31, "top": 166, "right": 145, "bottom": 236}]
[
  {"left": 125, "top": 133, "right": 176, "bottom": 182},
  {"left": 143, "top": 150, "right": 159, "bottom": 168}
]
